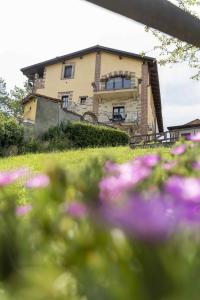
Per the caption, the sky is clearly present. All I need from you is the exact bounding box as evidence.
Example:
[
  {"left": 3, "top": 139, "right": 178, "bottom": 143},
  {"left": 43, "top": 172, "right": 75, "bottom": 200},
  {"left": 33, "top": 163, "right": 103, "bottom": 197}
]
[{"left": 0, "top": 0, "right": 199, "bottom": 129}]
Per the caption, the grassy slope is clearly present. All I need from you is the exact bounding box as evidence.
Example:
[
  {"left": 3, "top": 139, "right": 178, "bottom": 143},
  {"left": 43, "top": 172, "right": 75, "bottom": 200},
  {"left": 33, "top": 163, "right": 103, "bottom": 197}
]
[
  {"left": 0, "top": 147, "right": 170, "bottom": 203},
  {"left": 0, "top": 146, "right": 170, "bottom": 173}
]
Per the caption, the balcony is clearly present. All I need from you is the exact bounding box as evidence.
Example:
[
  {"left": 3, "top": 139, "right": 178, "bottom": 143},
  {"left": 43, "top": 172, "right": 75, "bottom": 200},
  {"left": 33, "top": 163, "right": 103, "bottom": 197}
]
[{"left": 94, "top": 77, "right": 138, "bottom": 101}]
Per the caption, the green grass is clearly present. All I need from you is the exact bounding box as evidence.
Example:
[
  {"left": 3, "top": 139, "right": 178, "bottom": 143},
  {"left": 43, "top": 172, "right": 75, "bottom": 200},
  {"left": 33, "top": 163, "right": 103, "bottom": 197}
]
[
  {"left": 0, "top": 146, "right": 170, "bottom": 202},
  {"left": 0, "top": 146, "right": 170, "bottom": 172}
]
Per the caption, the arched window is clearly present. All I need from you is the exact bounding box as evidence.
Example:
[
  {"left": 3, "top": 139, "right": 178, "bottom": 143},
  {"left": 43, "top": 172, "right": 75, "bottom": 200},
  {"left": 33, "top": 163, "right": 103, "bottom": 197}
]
[{"left": 105, "top": 76, "right": 131, "bottom": 90}]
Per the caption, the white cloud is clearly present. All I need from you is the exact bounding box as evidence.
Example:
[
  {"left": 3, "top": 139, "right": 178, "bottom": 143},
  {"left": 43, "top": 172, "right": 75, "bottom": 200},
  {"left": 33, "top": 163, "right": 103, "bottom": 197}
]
[{"left": 0, "top": 0, "right": 199, "bottom": 128}]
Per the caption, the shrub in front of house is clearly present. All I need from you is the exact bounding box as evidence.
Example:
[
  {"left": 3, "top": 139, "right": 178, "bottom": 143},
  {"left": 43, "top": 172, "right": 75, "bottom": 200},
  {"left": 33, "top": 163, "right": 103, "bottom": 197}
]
[
  {"left": 43, "top": 122, "right": 129, "bottom": 148},
  {"left": 0, "top": 118, "right": 24, "bottom": 156}
]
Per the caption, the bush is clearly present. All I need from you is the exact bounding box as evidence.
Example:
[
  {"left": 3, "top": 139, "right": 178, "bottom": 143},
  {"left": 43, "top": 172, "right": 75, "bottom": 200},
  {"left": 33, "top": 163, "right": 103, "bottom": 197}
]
[
  {"left": 0, "top": 118, "right": 24, "bottom": 155},
  {"left": 43, "top": 122, "right": 129, "bottom": 148}
]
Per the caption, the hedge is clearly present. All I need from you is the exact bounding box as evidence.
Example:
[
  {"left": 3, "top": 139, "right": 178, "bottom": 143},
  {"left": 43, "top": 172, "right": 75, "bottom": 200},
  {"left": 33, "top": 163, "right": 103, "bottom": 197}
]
[{"left": 44, "top": 122, "right": 129, "bottom": 148}]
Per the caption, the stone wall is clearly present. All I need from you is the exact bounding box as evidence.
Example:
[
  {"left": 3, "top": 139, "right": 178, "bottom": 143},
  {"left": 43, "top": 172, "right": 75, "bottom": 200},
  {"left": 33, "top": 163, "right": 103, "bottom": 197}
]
[{"left": 98, "top": 98, "right": 138, "bottom": 124}]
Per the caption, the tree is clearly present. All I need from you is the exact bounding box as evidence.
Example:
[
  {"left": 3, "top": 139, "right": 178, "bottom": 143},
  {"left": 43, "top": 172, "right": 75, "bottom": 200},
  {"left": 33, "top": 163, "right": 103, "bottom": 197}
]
[
  {"left": 0, "top": 78, "right": 10, "bottom": 115},
  {"left": 145, "top": 0, "right": 200, "bottom": 79},
  {"left": 0, "top": 78, "right": 30, "bottom": 121}
]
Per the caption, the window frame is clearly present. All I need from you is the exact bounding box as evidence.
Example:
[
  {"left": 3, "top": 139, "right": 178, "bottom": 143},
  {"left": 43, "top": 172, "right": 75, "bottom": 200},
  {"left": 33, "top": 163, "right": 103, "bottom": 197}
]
[
  {"left": 112, "top": 106, "right": 125, "bottom": 121},
  {"left": 80, "top": 96, "right": 87, "bottom": 105},
  {"left": 61, "top": 95, "right": 69, "bottom": 109},
  {"left": 62, "top": 64, "right": 75, "bottom": 80}
]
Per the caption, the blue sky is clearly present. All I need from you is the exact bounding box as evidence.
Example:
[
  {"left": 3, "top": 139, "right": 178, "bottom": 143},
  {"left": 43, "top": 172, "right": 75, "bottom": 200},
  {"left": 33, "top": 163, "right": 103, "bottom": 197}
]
[{"left": 0, "top": 0, "right": 199, "bottom": 129}]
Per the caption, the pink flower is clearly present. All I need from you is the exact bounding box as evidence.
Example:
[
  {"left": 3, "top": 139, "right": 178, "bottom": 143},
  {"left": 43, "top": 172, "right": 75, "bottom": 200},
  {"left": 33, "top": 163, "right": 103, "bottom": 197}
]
[
  {"left": 16, "top": 204, "right": 32, "bottom": 216},
  {"left": 26, "top": 174, "right": 50, "bottom": 189},
  {"left": 67, "top": 202, "right": 88, "bottom": 219},
  {"left": 189, "top": 132, "right": 200, "bottom": 142},
  {"left": 0, "top": 168, "right": 28, "bottom": 187},
  {"left": 135, "top": 154, "right": 161, "bottom": 167},
  {"left": 165, "top": 176, "right": 200, "bottom": 203},
  {"left": 162, "top": 161, "right": 177, "bottom": 171},
  {"left": 100, "top": 155, "right": 160, "bottom": 203},
  {"left": 171, "top": 144, "right": 186, "bottom": 156},
  {"left": 102, "top": 195, "right": 176, "bottom": 241},
  {"left": 100, "top": 160, "right": 151, "bottom": 203},
  {"left": 193, "top": 161, "right": 200, "bottom": 170}
]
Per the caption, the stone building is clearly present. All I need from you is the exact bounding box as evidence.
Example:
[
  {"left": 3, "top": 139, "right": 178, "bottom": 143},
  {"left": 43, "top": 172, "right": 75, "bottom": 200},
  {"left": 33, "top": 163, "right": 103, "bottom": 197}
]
[{"left": 21, "top": 45, "right": 164, "bottom": 135}]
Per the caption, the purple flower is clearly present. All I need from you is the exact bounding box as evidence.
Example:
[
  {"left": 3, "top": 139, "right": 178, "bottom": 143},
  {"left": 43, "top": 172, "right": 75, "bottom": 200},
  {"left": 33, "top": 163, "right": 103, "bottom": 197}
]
[
  {"left": 16, "top": 204, "right": 32, "bottom": 216},
  {"left": 192, "top": 161, "right": 200, "bottom": 170},
  {"left": 99, "top": 159, "right": 151, "bottom": 202},
  {"left": 0, "top": 168, "right": 28, "bottom": 187},
  {"left": 102, "top": 195, "right": 176, "bottom": 241},
  {"left": 26, "top": 174, "right": 50, "bottom": 189},
  {"left": 67, "top": 202, "right": 88, "bottom": 219},
  {"left": 171, "top": 144, "right": 186, "bottom": 156},
  {"left": 162, "top": 161, "right": 177, "bottom": 171},
  {"left": 165, "top": 176, "right": 200, "bottom": 203},
  {"left": 135, "top": 154, "right": 161, "bottom": 167},
  {"left": 189, "top": 132, "right": 200, "bottom": 142}
]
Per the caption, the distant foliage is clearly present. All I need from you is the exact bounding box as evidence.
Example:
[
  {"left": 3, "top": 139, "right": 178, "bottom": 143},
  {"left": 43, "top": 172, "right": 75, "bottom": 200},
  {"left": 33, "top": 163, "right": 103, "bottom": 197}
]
[
  {"left": 0, "top": 77, "right": 30, "bottom": 121},
  {"left": 145, "top": 0, "right": 200, "bottom": 80},
  {"left": 0, "top": 118, "right": 24, "bottom": 155},
  {"left": 43, "top": 122, "right": 129, "bottom": 148}
]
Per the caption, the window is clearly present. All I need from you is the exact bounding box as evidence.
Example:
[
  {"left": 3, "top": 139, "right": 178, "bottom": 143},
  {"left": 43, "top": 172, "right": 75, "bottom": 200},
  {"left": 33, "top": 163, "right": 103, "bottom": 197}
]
[
  {"left": 113, "top": 106, "right": 125, "bottom": 121},
  {"left": 80, "top": 96, "right": 87, "bottom": 105},
  {"left": 105, "top": 77, "right": 131, "bottom": 90},
  {"left": 62, "top": 95, "right": 69, "bottom": 109},
  {"left": 63, "top": 65, "right": 73, "bottom": 79}
]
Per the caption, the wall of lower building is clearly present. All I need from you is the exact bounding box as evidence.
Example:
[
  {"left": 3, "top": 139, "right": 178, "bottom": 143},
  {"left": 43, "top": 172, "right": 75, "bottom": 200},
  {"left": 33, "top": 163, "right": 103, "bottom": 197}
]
[
  {"left": 170, "top": 128, "right": 200, "bottom": 137},
  {"left": 23, "top": 97, "right": 81, "bottom": 137}
]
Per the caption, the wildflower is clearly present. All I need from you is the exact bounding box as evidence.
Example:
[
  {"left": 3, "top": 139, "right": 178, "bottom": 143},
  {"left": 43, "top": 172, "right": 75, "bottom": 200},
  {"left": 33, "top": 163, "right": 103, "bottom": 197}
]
[
  {"left": 171, "top": 144, "right": 186, "bottom": 156},
  {"left": 135, "top": 154, "right": 161, "bottom": 167},
  {"left": 16, "top": 204, "right": 32, "bottom": 216},
  {"left": 26, "top": 174, "right": 50, "bottom": 189},
  {"left": 162, "top": 161, "right": 177, "bottom": 170},
  {"left": 189, "top": 132, "right": 200, "bottom": 142},
  {"left": 102, "top": 195, "right": 176, "bottom": 241},
  {"left": 99, "top": 159, "right": 151, "bottom": 202},
  {"left": 165, "top": 176, "right": 200, "bottom": 203},
  {"left": 192, "top": 161, "right": 200, "bottom": 170},
  {"left": 0, "top": 168, "right": 28, "bottom": 187},
  {"left": 67, "top": 202, "right": 88, "bottom": 219}
]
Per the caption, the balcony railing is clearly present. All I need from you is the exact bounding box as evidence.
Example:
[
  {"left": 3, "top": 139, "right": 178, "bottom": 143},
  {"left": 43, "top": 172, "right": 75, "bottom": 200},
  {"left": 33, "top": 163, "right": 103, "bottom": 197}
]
[{"left": 97, "top": 82, "right": 135, "bottom": 92}]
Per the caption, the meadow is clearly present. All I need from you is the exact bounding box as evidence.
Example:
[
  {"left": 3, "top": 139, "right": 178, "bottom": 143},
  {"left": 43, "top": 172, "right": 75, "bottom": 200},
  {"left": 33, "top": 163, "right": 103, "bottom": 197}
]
[{"left": 0, "top": 146, "right": 170, "bottom": 173}]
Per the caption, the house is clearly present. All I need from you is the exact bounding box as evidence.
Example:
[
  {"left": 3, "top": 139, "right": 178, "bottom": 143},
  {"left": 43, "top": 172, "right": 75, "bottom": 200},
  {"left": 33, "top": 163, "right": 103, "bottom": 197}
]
[
  {"left": 168, "top": 119, "right": 200, "bottom": 139},
  {"left": 21, "top": 45, "right": 164, "bottom": 135}
]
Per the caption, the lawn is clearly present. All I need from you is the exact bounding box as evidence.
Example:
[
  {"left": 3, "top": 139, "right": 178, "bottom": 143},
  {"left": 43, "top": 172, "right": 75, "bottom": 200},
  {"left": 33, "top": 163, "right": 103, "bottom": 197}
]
[
  {"left": 0, "top": 146, "right": 170, "bottom": 203},
  {"left": 0, "top": 146, "right": 170, "bottom": 173}
]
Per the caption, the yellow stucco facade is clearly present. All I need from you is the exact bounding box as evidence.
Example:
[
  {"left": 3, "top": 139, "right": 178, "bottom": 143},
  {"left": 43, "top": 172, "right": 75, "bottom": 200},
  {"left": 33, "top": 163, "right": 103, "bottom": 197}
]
[
  {"left": 101, "top": 52, "right": 142, "bottom": 79},
  {"left": 22, "top": 47, "right": 162, "bottom": 134},
  {"left": 37, "top": 53, "right": 96, "bottom": 101}
]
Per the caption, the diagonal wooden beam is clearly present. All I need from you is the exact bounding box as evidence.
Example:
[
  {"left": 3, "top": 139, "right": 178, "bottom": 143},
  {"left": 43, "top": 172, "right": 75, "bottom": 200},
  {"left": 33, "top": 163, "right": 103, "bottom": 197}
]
[{"left": 84, "top": 0, "right": 200, "bottom": 48}]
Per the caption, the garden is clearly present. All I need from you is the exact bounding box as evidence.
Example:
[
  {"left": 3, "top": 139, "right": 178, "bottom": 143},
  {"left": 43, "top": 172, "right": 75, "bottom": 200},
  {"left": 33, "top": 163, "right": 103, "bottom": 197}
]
[{"left": 0, "top": 132, "right": 199, "bottom": 299}]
